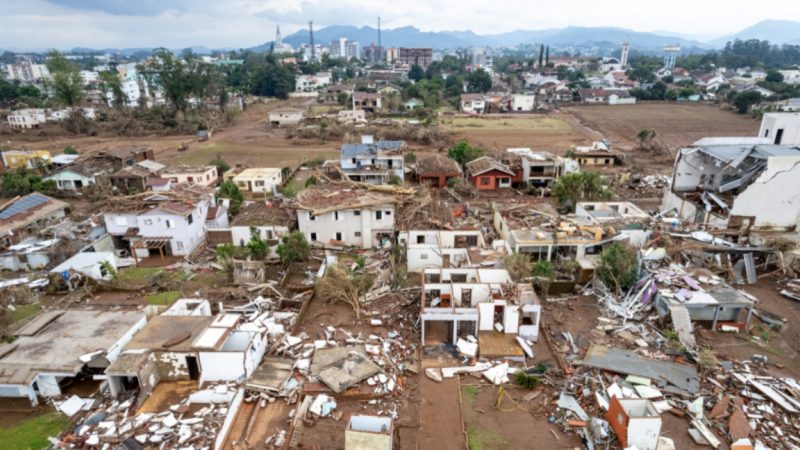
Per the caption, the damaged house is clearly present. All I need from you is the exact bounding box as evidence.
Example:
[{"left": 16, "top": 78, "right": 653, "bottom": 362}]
[
  {"left": 398, "top": 229, "right": 491, "bottom": 272},
  {"left": 420, "top": 268, "right": 541, "bottom": 357},
  {"left": 103, "top": 185, "right": 214, "bottom": 259},
  {"left": 0, "top": 310, "right": 146, "bottom": 405},
  {"left": 296, "top": 186, "right": 396, "bottom": 248},
  {"left": 207, "top": 201, "right": 295, "bottom": 258},
  {"left": 661, "top": 143, "right": 800, "bottom": 231},
  {"left": 507, "top": 148, "right": 574, "bottom": 187},
  {"left": 339, "top": 136, "right": 405, "bottom": 185},
  {"left": 413, "top": 153, "right": 462, "bottom": 188},
  {"left": 0, "top": 193, "right": 69, "bottom": 249},
  {"left": 106, "top": 305, "right": 267, "bottom": 401}
]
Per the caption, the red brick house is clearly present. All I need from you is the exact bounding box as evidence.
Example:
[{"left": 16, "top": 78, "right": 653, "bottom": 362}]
[{"left": 465, "top": 156, "right": 516, "bottom": 190}]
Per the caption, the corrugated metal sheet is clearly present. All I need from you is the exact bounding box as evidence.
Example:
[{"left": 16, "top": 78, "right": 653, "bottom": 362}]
[{"left": 0, "top": 193, "right": 50, "bottom": 220}]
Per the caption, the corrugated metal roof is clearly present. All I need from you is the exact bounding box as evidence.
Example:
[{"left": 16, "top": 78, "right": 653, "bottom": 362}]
[{"left": 0, "top": 193, "right": 50, "bottom": 220}]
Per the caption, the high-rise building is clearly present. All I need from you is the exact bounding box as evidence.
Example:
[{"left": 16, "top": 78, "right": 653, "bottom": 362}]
[
  {"left": 385, "top": 48, "right": 399, "bottom": 64},
  {"left": 620, "top": 42, "right": 630, "bottom": 68},
  {"left": 398, "top": 48, "right": 433, "bottom": 69},
  {"left": 330, "top": 38, "right": 360, "bottom": 60}
]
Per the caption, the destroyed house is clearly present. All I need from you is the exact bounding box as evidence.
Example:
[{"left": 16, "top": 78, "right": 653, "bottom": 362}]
[
  {"left": 103, "top": 186, "right": 213, "bottom": 258},
  {"left": 661, "top": 143, "right": 800, "bottom": 230},
  {"left": 507, "top": 148, "right": 565, "bottom": 187},
  {"left": 340, "top": 136, "right": 405, "bottom": 185},
  {"left": 109, "top": 160, "right": 165, "bottom": 194},
  {"left": 655, "top": 275, "right": 755, "bottom": 332},
  {"left": 106, "top": 310, "right": 267, "bottom": 401},
  {"left": 420, "top": 268, "right": 541, "bottom": 355},
  {"left": 575, "top": 202, "right": 649, "bottom": 225},
  {"left": 493, "top": 203, "right": 617, "bottom": 261},
  {"left": 0, "top": 310, "right": 146, "bottom": 405},
  {"left": 98, "top": 146, "right": 155, "bottom": 171},
  {"left": 296, "top": 187, "right": 396, "bottom": 249},
  {"left": 46, "top": 157, "right": 116, "bottom": 191},
  {"left": 0, "top": 193, "right": 69, "bottom": 249},
  {"left": 413, "top": 153, "right": 462, "bottom": 188},
  {"left": 207, "top": 201, "right": 295, "bottom": 257},
  {"left": 398, "top": 229, "right": 485, "bottom": 272},
  {"left": 572, "top": 141, "right": 625, "bottom": 166}
]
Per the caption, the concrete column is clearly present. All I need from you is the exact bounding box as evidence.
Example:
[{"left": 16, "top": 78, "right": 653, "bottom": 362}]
[
  {"left": 712, "top": 306, "right": 721, "bottom": 330},
  {"left": 453, "top": 320, "right": 458, "bottom": 344}
]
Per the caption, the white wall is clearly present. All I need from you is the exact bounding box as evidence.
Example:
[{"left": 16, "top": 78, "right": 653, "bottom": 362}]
[
  {"left": 299, "top": 205, "right": 395, "bottom": 248},
  {"left": 47, "top": 170, "right": 97, "bottom": 190},
  {"left": 511, "top": 95, "right": 535, "bottom": 111},
  {"left": 759, "top": 113, "right": 800, "bottom": 145},
  {"left": 730, "top": 156, "right": 800, "bottom": 228}
]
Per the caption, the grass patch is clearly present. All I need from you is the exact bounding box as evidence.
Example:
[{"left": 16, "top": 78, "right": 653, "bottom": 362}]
[
  {"left": 0, "top": 411, "right": 71, "bottom": 450},
  {"left": 466, "top": 425, "right": 512, "bottom": 450},
  {"left": 145, "top": 290, "right": 181, "bottom": 306},
  {"left": 116, "top": 267, "right": 162, "bottom": 284},
  {"left": 462, "top": 385, "right": 480, "bottom": 407},
  {"left": 445, "top": 116, "right": 571, "bottom": 131},
  {"left": 11, "top": 301, "right": 41, "bottom": 323}
]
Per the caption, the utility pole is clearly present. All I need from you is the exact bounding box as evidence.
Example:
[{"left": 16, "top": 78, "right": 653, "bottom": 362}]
[{"left": 309, "top": 21, "right": 315, "bottom": 63}]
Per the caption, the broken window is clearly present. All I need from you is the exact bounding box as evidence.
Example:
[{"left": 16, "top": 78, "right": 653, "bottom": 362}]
[
  {"left": 309, "top": 212, "right": 316, "bottom": 221},
  {"left": 310, "top": 232, "right": 317, "bottom": 241},
  {"left": 451, "top": 273, "right": 468, "bottom": 283}
]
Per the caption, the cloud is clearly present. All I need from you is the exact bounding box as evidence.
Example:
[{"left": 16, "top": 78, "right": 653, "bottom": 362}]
[{"left": 1, "top": 0, "right": 799, "bottom": 51}]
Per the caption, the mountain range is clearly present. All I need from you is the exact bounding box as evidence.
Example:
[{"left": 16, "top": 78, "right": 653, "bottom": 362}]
[
  {"left": 269, "top": 19, "right": 800, "bottom": 53},
  {"left": 8, "top": 19, "right": 798, "bottom": 55}
]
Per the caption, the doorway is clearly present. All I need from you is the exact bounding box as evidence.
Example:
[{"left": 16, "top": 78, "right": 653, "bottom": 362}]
[{"left": 186, "top": 356, "right": 200, "bottom": 380}]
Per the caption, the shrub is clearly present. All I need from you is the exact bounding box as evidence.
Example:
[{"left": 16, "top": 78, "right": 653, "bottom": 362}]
[
  {"left": 514, "top": 371, "right": 540, "bottom": 389},
  {"left": 63, "top": 145, "right": 78, "bottom": 155},
  {"left": 532, "top": 260, "right": 554, "bottom": 278},
  {"left": 597, "top": 242, "right": 638, "bottom": 293},
  {"left": 276, "top": 231, "right": 311, "bottom": 264}
]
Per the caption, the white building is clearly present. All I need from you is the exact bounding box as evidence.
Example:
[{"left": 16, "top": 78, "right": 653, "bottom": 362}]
[
  {"left": 661, "top": 142, "right": 800, "bottom": 231},
  {"left": 460, "top": 94, "right": 486, "bottom": 114},
  {"left": 295, "top": 72, "right": 332, "bottom": 92},
  {"left": 330, "top": 38, "right": 360, "bottom": 60},
  {"left": 232, "top": 167, "right": 283, "bottom": 194},
  {"left": 160, "top": 165, "right": 218, "bottom": 187},
  {"left": 340, "top": 136, "right": 405, "bottom": 184},
  {"left": 759, "top": 112, "right": 800, "bottom": 145},
  {"left": 296, "top": 187, "right": 396, "bottom": 248},
  {"left": 398, "top": 230, "right": 487, "bottom": 272},
  {"left": 7, "top": 109, "right": 46, "bottom": 129},
  {"left": 268, "top": 108, "right": 304, "bottom": 127},
  {"left": 5, "top": 61, "right": 50, "bottom": 82},
  {"left": 510, "top": 94, "right": 535, "bottom": 112},
  {"left": 103, "top": 187, "right": 214, "bottom": 258}
]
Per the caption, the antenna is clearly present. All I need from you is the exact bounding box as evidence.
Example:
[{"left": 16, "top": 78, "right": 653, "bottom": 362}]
[
  {"left": 377, "top": 16, "right": 382, "bottom": 63},
  {"left": 309, "top": 21, "right": 315, "bottom": 62}
]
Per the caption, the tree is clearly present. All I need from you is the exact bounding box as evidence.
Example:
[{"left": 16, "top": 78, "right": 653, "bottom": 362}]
[
  {"left": 627, "top": 67, "right": 655, "bottom": 83},
  {"left": 597, "top": 242, "right": 639, "bottom": 293},
  {"left": 316, "top": 263, "right": 373, "bottom": 318},
  {"left": 447, "top": 140, "right": 484, "bottom": 167},
  {"left": 99, "top": 70, "right": 126, "bottom": 108},
  {"left": 63, "top": 146, "right": 78, "bottom": 155},
  {"left": 765, "top": 69, "right": 784, "bottom": 83},
  {"left": 47, "top": 50, "right": 84, "bottom": 108},
  {"left": 467, "top": 69, "right": 492, "bottom": 93},
  {"left": 636, "top": 129, "right": 656, "bottom": 149},
  {"left": 246, "top": 227, "right": 269, "bottom": 260},
  {"left": 503, "top": 253, "right": 532, "bottom": 282},
  {"left": 218, "top": 180, "right": 244, "bottom": 215},
  {"left": 408, "top": 64, "right": 425, "bottom": 82},
  {"left": 553, "top": 171, "right": 612, "bottom": 212},
  {"left": 209, "top": 155, "right": 230, "bottom": 173},
  {"left": 733, "top": 90, "right": 762, "bottom": 114},
  {"left": 276, "top": 231, "right": 311, "bottom": 264}
]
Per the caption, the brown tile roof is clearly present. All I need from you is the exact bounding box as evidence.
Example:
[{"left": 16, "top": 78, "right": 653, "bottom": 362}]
[
  {"left": 230, "top": 201, "right": 295, "bottom": 227},
  {"left": 415, "top": 154, "right": 462, "bottom": 175},
  {"left": 465, "top": 156, "right": 515, "bottom": 177},
  {"left": 296, "top": 186, "right": 395, "bottom": 214}
]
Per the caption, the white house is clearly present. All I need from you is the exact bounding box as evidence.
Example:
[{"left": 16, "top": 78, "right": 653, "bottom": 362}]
[
  {"left": 103, "top": 187, "right": 213, "bottom": 258},
  {"left": 460, "top": 94, "right": 486, "bottom": 114},
  {"left": 232, "top": 168, "right": 283, "bottom": 194},
  {"left": 661, "top": 142, "right": 800, "bottom": 231},
  {"left": 759, "top": 112, "right": 800, "bottom": 145},
  {"left": 608, "top": 92, "right": 636, "bottom": 105},
  {"left": 295, "top": 72, "right": 332, "bottom": 92},
  {"left": 7, "top": 109, "right": 46, "bottom": 129},
  {"left": 340, "top": 136, "right": 405, "bottom": 184},
  {"left": 398, "top": 229, "right": 486, "bottom": 272},
  {"left": 268, "top": 108, "right": 304, "bottom": 127},
  {"left": 338, "top": 109, "right": 366, "bottom": 124},
  {"left": 296, "top": 187, "right": 396, "bottom": 248},
  {"left": 510, "top": 94, "right": 535, "bottom": 112},
  {"left": 46, "top": 159, "right": 115, "bottom": 191},
  {"left": 160, "top": 165, "right": 218, "bottom": 187}
]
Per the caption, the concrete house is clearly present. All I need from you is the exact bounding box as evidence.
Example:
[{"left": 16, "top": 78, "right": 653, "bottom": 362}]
[
  {"left": 109, "top": 160, "right": 166, "bottom": 194},
  {"left": 340, "top": 136, "right": 405, "bottom": 184},
  {"left": 572, "top": 141, "right": 626, "bottom": 166},
  {"left": 232, "top": 167, "right": 283, "bottom": 194},
  {"left": 103, "top": 186, "right": 213, "bottom": 258},
  {"left": 7, "top": 109, "right": 47, "bottom": 129},
  {"left": 466, "top": 156, "right": 516, "bottom": 190},
  {"left": 0, "top": 193, "right": 69, "bottom": 248},
  {"left": 759, "top": 112, "right": 800, "bottom": 145},
  {"left": 398, "top": 229, "right": 487, "bottom": 272},
  {"left": 207, "top": 201, "right": 295, "bottom": 259},
  {"left": 506, "top": 148, "right": 567, "bottom": 187},
  {"left": 268, "top": 108, "right": 304, "bottom": 127},
  {"left": 0, "top": 150, "right": 51, "bottom": 170},
  {"left": 661, "top": 142, "right": 800, "bottom": 231},
  {"left": 161, "top": 165, "right": 218, "bottom": 187},
  {"left": 296, "top": 186, "right": 396, "bottom": 248},
  {"left": 47, "top": 158, "right": 115, "bottom": 191},
  {"left": 460, "top": 94, "right": 486, "bottom": 114},
  {"left": 353, "top": 92, "right": 382, "bottom": 112},
  {"left": 420, "top": 269, "right": 541, "bottom": 355},
  {"left": 510, "top": 94, "right": 535, "bottom": 111},
  {"left": 0, "top": 310, "right": 146, "bottom": 405}
]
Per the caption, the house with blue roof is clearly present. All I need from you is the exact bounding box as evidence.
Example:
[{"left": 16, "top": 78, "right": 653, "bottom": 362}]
[{"left": 340, "top": 135, "right": 405, "bottom": 184}]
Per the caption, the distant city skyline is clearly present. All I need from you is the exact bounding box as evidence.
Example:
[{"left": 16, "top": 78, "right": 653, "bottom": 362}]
[{"left": 1, "top": 0, "right": 800, "bottom": 50}]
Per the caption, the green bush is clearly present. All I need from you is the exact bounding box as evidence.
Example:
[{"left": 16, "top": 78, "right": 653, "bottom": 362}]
[
  {"left": 597, "top": 242, "right": 639, "bottom": 292},
  {"left": 514, "top": 371, "right": 540, "bottom": 389}
]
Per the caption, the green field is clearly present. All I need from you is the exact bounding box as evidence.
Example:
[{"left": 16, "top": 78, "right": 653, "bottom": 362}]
[{"left": 0, "top": 412, "right": 70, "bottom": 450}]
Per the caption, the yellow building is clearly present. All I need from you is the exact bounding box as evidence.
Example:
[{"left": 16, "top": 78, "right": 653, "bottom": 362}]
[{"left": 0, "top": 150, "right": 52, "bottom": 170}]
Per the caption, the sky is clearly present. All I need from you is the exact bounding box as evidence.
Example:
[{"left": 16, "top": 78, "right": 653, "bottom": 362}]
[{"left": 1, "top": 0, "right": 800, "bottom": 51}]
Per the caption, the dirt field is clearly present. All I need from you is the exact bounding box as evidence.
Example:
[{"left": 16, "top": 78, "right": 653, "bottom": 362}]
[
  {"left": 442, "top": 114, "right": 594, "bottom": 154},
  {"left": 564, "top": 103, "right": 760, "bottom": 150}
]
